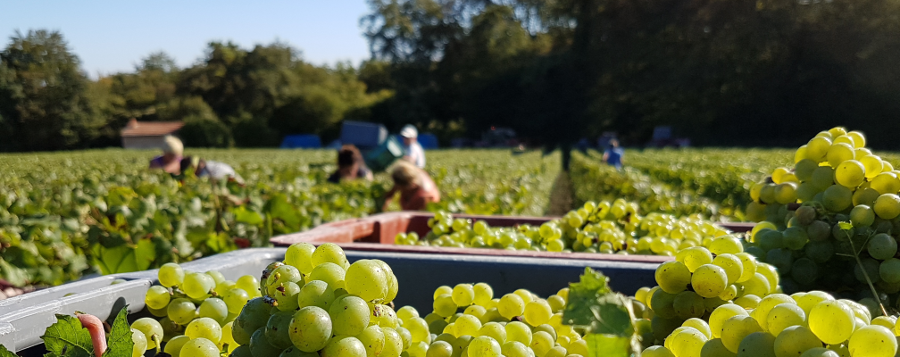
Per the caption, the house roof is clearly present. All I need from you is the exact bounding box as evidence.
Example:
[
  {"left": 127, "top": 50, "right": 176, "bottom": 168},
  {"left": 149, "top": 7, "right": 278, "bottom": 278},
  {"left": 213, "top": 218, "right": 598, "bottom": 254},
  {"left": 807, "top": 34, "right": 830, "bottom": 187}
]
[{"left": 120, "top": 119, "right": 184, "bottom": 137}]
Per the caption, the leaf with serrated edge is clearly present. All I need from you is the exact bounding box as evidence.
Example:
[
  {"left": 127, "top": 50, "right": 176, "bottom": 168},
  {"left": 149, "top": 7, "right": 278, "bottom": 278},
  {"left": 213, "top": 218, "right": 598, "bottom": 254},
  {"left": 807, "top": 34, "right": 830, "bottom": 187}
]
[
  {"left": 41, "top": 314, "right": 93, "bottom": 357},
  {"left": 563, "top": 267, "right": 611, "bottom": 326},
  {"left": 101, "top": 307, "right": 133, "bottom": 357}
]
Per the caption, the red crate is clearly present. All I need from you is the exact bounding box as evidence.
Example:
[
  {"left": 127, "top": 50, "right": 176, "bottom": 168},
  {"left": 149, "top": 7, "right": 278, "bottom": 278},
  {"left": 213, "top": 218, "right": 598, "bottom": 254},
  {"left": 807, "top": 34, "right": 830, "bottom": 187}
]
[{"left": 271, "top": 212, "right": 755, "bottom": 263}]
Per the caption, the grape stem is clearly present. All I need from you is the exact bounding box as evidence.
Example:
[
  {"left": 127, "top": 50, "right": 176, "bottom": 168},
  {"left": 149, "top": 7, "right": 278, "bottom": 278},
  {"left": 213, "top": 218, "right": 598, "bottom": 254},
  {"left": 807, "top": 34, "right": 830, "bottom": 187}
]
[{"left": 844, "top": 227, "right": 889, "bottom": 317}]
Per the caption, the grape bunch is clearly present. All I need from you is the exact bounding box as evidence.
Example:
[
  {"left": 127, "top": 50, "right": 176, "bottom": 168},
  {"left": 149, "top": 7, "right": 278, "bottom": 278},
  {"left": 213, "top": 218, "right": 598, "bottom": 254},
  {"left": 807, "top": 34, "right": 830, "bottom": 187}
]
[
  {"left": 744, "top": 127, "right": 900, "bottom": 305},
  {"left": 395, "top": 200, "right": 730, "bottom": 256},
  {"left": 394, "top": 283, "right": 588, "bottom": 357},
  {"left": 635, "top": 244, "right": 900, "bottom": 357},
  {"left": 131, "top": 262, "right": 260, "bottom": 357},
  {"left": 227, "top": 242, "right": 401, "bottom": 357}
]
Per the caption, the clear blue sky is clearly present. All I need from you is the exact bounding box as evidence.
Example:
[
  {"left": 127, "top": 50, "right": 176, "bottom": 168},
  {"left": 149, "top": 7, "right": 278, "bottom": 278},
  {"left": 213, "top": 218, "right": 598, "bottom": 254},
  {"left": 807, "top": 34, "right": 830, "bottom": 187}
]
[{"left": 1, "top": 1, "right": 373, "bottom": 78}]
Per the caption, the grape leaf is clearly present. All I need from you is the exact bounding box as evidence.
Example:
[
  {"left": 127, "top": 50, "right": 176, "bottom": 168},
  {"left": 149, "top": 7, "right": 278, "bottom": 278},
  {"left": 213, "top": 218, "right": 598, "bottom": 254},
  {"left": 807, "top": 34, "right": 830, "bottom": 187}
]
[
  {"left": 41, "top": 314, "right": 93, "bottom": 357},
  {"left": 585, "top": 334, "right": 630, "bottom": 357},
  {"left": 102, "top": 307, "right": 133, "bottom": 357},
  {"left": 587, "top": 293, "right": 635, "bottom": 336},
  {"left": 0, "top": 345, "right": 18, "bottom": 357},
  {"left": 563, "top": 267, "right": 611, "bottom": 326}
]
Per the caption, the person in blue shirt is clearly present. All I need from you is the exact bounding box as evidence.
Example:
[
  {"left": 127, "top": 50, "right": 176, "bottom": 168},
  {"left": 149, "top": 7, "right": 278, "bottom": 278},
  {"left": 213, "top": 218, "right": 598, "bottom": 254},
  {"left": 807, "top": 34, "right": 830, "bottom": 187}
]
[{"left": 603, "top": 139, "right": 625, "bottom": 170}]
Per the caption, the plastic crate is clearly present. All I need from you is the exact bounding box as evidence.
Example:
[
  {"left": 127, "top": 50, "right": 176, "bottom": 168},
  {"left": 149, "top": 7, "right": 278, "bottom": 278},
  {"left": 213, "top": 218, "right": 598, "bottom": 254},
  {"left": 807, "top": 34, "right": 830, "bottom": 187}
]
[
  {"left": 2, "top": 247, "right": 658, "bottom": 354},
  {"left": 340, "top": 121, "right": 388, "bottom": 149},
  {"left": 271, "top": 212, "right": 755, "bottom": 263}
]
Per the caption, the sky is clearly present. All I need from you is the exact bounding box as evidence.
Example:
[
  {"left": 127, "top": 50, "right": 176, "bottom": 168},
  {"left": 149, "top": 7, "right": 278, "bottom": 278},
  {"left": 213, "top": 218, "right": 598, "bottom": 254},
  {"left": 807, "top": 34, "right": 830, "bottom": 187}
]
[{"left": 1, "top": 1, "right": 373, "bottom": 78}]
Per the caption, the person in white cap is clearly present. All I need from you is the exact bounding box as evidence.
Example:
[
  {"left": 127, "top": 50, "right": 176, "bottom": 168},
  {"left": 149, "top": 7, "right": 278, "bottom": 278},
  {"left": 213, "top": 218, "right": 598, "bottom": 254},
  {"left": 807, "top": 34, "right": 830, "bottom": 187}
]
[
  {"left": 400, "top": 124, "right": 426, "bottom": 168},
  {"left": 149, "top": 135, "right": 184, "bottom": 174}
]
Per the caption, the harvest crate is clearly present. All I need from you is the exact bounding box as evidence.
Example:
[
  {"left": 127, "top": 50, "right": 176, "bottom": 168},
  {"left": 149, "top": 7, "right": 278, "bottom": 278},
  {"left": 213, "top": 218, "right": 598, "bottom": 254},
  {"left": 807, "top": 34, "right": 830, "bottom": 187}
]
[
  {"left": 270, "top": 211, "right": 755, "bottom": 264},
  {"left": 1, "top": 248, "right": 657, "bottom": 355}
]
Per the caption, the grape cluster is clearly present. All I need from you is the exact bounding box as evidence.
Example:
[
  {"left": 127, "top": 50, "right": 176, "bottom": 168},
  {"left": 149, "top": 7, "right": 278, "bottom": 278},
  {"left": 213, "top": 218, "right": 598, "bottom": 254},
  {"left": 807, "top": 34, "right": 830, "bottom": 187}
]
[
  {"left": 396, "top": 201, "right": 730, "bottom": 256},
  {"left": 744, "top": 127, "right": 900, "bottom": 304},
  {"left": 636, "top": 245, "right": 900, "bottom": 357},
  {"left": 396, "top": 283, "right": 587, "bottom": 357},
  {"left": 225, "top": 242, "right": 401, "bottom": 357},
  {"left": 131, "top": 262, "right": 260, "bottom": 357}
]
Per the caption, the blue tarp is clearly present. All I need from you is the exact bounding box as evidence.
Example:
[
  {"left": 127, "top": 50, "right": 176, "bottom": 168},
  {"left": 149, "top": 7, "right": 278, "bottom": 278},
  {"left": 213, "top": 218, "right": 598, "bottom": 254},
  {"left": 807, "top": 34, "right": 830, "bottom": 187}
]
[
  {"left": 418, "top": 133, "right": 439, "bottom": 149},
  {"left": 340, "top": 121, "right": 388, "bottom": 149},
  {"left": 280, "top": 135, "right": 322, "bottom": 149}
]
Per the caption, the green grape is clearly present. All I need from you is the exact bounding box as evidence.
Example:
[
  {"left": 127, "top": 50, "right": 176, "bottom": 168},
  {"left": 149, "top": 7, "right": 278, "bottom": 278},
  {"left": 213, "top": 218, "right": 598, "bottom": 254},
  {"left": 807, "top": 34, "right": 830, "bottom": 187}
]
[
  {"left": 163, "top": 335, "right": 190, "bottom": 357},
  {"left": 868, "top": 233, "right": 898, "bottom": 260},
  {"left": 406, "top": 317, "right": 430, "bottom": 343},
  {"left": 721, "top": 315, "right": 762, "bottom": 353},
  {"left": 676, "top": 247, "right": 713, "bottom": 272},
  {"left": 736, "top": 331, "right": 776, "bottom": 357},
  {"left": 370, "top": 304, "right": 399, "bottom": 328},
  {"left": 650, "top": 288, "right": 678, "bottom": 319},
  {"left": 700, "top": 338, "right": 736, "bottom": 357},
  {"left": 273, "top": 281, "right": 302, "bottom": 312},
  {"left": 673, "top": 291, "right": 705, "bottom": 319},
  {"left": 290, "top": 306, "right": 333, "bottom": 352},
  {"left": 266, "top": 310, "right": 295, "bottom": 350},
  {"left": 185, "top": 317, "right": 222, "bottom": 344},
  {"left": 219, "top": 321, "right": 238, "bottom": 352},
  {"left": 382, "top": 328, "right": 404, "bottom": 357},
  {"left": 166, "top": 298, "right": 197, "bottom": 325},
  {"left": 874, "top": 194, "right": 900, "bottom": 219},
  {"left": 827, "top": 142, "right": 855, "bottom": 167},
  {"left": 751, "top": 294, "right": 794, "bottom": 330},
  {"left": 796, "top": 159, "right": 819, "bottom": 182},
  {"left": 397, "top": 306, "right": 419, "bottom": 322},
  {"left": 330, "top": 295, "right": 371, "bottom": 336},
  {"left": 311, "top": 243, "right": 350, "bottom": 270},
  {"left": 766, "top": 248, "right": 794, "bottom": 274},
  {"left": 469, "top": 336, "right": 501, "bottom": 357},
  {"left": 691, "top": 264, "right": 728, "bottom": 298},
  {"left": 434, "top": 286, "right": 453, "bottom": 300},
  {"left": 180, "top": 337, "right": 219, "bottom": 357},
  {"left": 545, "top": 345, "right": 567, "bottom": 357},
  {"left": 183, "top": 272, "right": 215, "bottom": 300},
  {"left": 346, "top": 260, "right": 389, "bottom": 302},
  {"left": 739, "top": 273, "right": 771, "bottom": 298},
  {"left": 251, "top": 327, "right": 286, "bottom": 357},
  {"left": 808, "top": 301, "right": 854, "bottom": 344},
  {"left": 395, "top": 327, "right": 412, "bottom": 349},
  {"left": 682, "top": 318, "right": 712, "bottom": 339},
  {"left": 505, "top": 321, "right": 532, "bottom": 345},
  {"left": 223, "top": 287, "right": 251, "bottom": 315},
  {"left": 236, "top": 275, "right": 260, "bottom": 297},
  {"left": 871, "top": 173, "right": 900, "bottom": 194},
  {"left": 850, "top": 204, "right": 875, "bottom": 227},
  {"left": 670, "top": 327, "right": 708, "bottom": 357},
  {"left": 473, "top": 283, "right": 494, "bottom": 307},
  {"left": 158, "top": 263, "right": 184, "bottom": 288},
  {"left": 464, "top": 305, "right": 487, "bottom": 320},
  {"left": 523, "top": 300, "right": 552, "bottom": 326},
  {"left": 811, "top": 166, "right": 835, "bottom": 190},
  {"left": 309, "top": 262, "right": 346, "bottom": 291},
  {"left": 231, "top": 345, "right": 253, "bottom": 357},
  {"left": 805, "top": 241, "right": 834, "bottom": 264},
  {"left": 774, "top": 326, "right": 823, "bottom": 357},
  {"left": 655, "top": 261, "right": 692, "bottom": 294},
  {"left": 734, "top": 253, "right": 758, "bottom": 283},
  {"left": 643, "top": 345, "right": 676, "bottom": 357},
  {"left": 823, "top": 185, "right": 853, "bottom": 212},
  {"left": 357, "top": 326, "right": 386, "bottom": 357},
  {"left": 711, "top": 254, "right": 743, "bottom": 285},
  {"left": 130, "top": 328, "right": 147, "bottom": 357},
  {"left": 266, "top": 265, "right": 303, "bottom": 296},
  {"left": 452, "top": 284, "right": 475, "bottom": 307},
  {"left": 215, "top": 280, "right": 236, "bottom": 297},
  {"left": 206, "top": 270, "right": 226, "bottom": 286},
  {"left": 807, "top": 221, "right": 831, "bottom": 242},
  {"left": 853, "top": 188, "right": 881, "bottom": 207},
  {"left": 297, "top": 280, "right": 336, "bottom": 310},
  {"left": 426, "top": 340, "right": 454, "bottom": 357},
  {"left": 835, "top": 160, "right": 865, "bottom": 188},
  {"left": 455, "top": 315, "right": 482, "bottom": 336},
  {"left": 790, "top": 258, "right": 819, "bottom": 286},
  {"left": 321, "top": 335, "right": 366, "bottom": 357},
  {"left": 709, "top": 236, "right": 744, "bottom": 255},
  {"left": 880, "top": 258, "right": 900, "bottom": 283},
  {"left": 433, "top": 294, "right": 458, "bottom": 318},
  {"left": 497, "top": 293, "right": 525, "bottom": 319},
  {"left": 132, "top": 318, "right": 164, "bottom": 349},
  {"left": 849, "top": 325, "right": 896, "bottom": 357},
  {"left": 478, "top": 322, "right": 507, "bottom": 342},
  {"left": 197, "top": 298, "right": 228, "bottom": 325},
  {"left": 285, "top": 242, "right": 316, "bottom": 274},
  {"left": 871, "top": 316, "right": 896, "bottom": 329},
  {"left": 501, "top": 341, "right": 531, "bottom": 357},
  {"left": 799, "top": 347, "right": 840, "bottom": 357},
  {"left": 795, "top": 292, "right": 833, "bottom": 314},
  {"left": 531, "top": 331, "right": 554, "bottom": 357},
  {"left": 774, "top": 183, "right": 798, "bottom": 204},
  {"left": 158, "top": 317, "right": 181, "bottom": 342},
  {"left": 145, "top": 285, "right": 171, "bottom": 310},
  {"left": 782, "top": 227, "right": 809, "bottom": 250}
]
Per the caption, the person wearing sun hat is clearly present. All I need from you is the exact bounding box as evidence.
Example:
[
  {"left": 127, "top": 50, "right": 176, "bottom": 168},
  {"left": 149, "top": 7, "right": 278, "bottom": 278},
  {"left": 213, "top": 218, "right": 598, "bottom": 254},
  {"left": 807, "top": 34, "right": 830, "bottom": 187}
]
[
  {"left": 149, "top": 135, "right": 184, "bottom": 174},
  {"left": 400, "top": 124, "right": 426, "bottom": 168}
]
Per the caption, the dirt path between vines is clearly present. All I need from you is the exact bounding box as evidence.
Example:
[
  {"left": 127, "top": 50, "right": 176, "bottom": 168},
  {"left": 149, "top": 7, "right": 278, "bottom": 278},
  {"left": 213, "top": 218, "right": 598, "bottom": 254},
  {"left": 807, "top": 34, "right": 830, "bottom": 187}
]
[{"left": 547, "top": 172, "right": 575, "bottom": 216}]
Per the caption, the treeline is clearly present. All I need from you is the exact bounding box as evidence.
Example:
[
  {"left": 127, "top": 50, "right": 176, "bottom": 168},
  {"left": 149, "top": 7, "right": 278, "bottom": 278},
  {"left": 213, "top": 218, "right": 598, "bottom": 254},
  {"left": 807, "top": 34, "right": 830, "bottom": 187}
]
[
  {"left": 0, "top": 30, "right": 391, "bottom": 151},
  {"left": 2, "top": 0, "right": 900, "bottom": 152}
]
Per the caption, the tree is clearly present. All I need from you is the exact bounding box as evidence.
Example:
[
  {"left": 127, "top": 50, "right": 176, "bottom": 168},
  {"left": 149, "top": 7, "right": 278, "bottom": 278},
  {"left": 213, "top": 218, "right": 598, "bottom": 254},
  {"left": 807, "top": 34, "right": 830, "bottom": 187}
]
[{"left": 0, "top": 30, "right": 105, "bottom": 151}]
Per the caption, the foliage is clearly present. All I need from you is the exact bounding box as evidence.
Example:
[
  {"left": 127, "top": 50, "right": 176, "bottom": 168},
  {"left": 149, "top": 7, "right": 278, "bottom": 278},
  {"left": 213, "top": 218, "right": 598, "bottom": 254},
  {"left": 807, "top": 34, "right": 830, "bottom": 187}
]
[
  {"left": 563, "top": 268, "right": 640, "bottom": 357},
  {"left": 38, "top": 308, "right": 132, "bottom": 357},
  {"left": 0, "top": 149, "right": 557, "bottom": 287}
]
